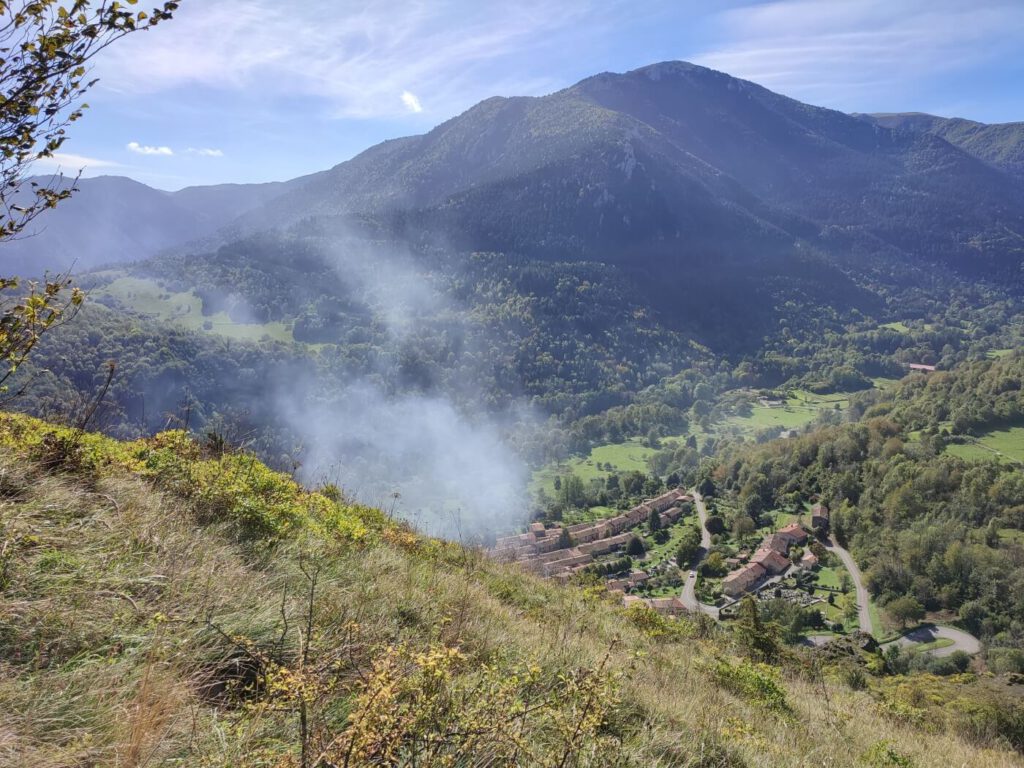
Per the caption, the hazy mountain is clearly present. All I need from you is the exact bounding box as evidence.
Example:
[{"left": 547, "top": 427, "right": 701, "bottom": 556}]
[
  {"left": 862, "top": 112, "right": 1024, "bottom": 179},
  {"left": 11, "top": 62, "right": 1024, "bottom": 291},
  {"left": 233, "top": 61, "right": 1024, "bottom": 286},
  {"left": 0, "top": 174, "right": 303, "bottom": 276}
]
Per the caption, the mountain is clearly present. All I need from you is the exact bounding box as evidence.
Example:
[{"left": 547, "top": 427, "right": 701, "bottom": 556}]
[
  {"left": 0, "top": 174, "right": 303, "bottom": 275},
  {"left": 13, "top": 62, "right": 1024, "bottom": 291},
  {"left": 233, "top": 61, "right": 1024, "bottom": 286},
  {"left": 862, "top": 112, "right": 1024, "bottom": 179}
]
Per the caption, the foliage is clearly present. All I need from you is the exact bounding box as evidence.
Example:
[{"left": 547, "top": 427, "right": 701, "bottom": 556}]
[
  {"left": 0, "top": 411, "right": 383, "bottom": 543},
  {"left": 0, "top": 1, "right": 176, "bottom": 393},
  {"left": 712, "top": 355, "right": 1024, "bottom": 643},
  {"left": 710, "top": 657, "right": 788, "bottom": 712}
]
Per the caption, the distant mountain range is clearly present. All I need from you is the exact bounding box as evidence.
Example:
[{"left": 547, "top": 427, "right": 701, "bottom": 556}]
[
  {"left": 1, "top": 174, "right": 308, "bottom": 275},
  {"left": 5, "top": 61, "right": 1024, "bottom": 290}
]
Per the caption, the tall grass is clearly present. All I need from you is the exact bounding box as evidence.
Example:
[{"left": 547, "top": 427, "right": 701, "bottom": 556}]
[{"left": 0, "top": 416, "right": 1022, "bottom": 766}]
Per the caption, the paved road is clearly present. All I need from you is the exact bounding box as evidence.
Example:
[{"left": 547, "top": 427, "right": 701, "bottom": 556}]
[
  {"left": 680, "top": 490, "right": 719, "bottom": 618},
  {"left": 882, "top": 624, "right": 982, "bottom": 657},
  {"left": 826, "top": 535, "right": 873, "bottom": 635}
]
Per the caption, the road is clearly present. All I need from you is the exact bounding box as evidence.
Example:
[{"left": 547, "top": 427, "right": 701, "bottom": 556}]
[
  {"left": 825, "top": 535, "right": 873, "bottom": 635},
  {"left": 680, "top": 490, "right": 719, "bottom": 618},
  {"left": 881, "top": 624, "right": 982, "bottom": 657}
]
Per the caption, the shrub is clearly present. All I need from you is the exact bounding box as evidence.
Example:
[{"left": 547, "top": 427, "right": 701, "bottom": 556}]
[
  {"left": 710, "top": 658, "right": 788, "bottom": 711},
  {"left": 862, "top": 740, "right": 914, "bottom": 767}
]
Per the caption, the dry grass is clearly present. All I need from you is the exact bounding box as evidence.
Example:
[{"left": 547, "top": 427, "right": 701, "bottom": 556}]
[{"left": 1, "top": 447, "right": 1022, "bottom": 767}]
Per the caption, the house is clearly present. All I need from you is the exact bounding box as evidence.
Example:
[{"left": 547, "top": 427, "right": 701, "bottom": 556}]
[
  {"left": 722, "top": 563, "right": 767, "bottom": 597},
  {"left": 577, "top": 532, "right": 632, "bottom": 556},
  {"left": 811, "top": 504, "right": 830, "bottom": 530},
  {"left": 646, "top": 596, "right": 688, "bottom": 616},
  {"left": 751, "top": 547, "right": 790, "bottom": 576},
  {"left": 606, "top": 571, "right": 649, "bottom": 592},
  {"left": 800, "top": 551, "right": 819, "bottom": 569},
  {"left": 762, "top": 533, "right": 791, "bottom": 554},
  {"left": 528, "top": 522, "right": 546, "bottom": 536},
  {"left": 778, "top": 522, "right": 808, "bottom": 545},
  {"left": 909, "top": 363, "right": 937, "bottom": 373},
  {"left": 645, "top": 487, "right": 687, "bottom": 514}
]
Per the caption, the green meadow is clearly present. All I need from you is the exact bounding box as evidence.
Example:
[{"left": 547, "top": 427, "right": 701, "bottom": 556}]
[
  {"left": 92, "top": 274, "right": 297, "bottom": 344},
  {"left": 944, "top": 426, "right": 1024, "bottom": 464}
]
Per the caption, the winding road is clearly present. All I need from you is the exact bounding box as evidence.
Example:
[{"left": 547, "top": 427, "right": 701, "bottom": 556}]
[
  {"left": 680, "top": 490, "right": 719, "bottom": 618},
  {"left": 673, "top": 503, "right": 982, "bottom": 656},
  {"left": 826, "top": 537, "right": 982, "bottom": 656},
  {"left": 881, "top": 624, "right": 982, "bottom": 658},
  {"left": 825, "top": 535, "right": 873, "bottom": 635}
]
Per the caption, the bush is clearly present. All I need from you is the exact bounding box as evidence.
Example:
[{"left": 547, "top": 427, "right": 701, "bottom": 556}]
[
  {"left": 711, "top": 658, "right": 788, "bottom": 711},
  {"left": 862, "top": 740, "right": 914, "bottom": 767}
]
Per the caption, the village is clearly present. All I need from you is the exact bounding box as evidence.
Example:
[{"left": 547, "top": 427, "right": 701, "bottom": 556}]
[{"left": 492, "top": 488, "right": 844, "bottom": 629}]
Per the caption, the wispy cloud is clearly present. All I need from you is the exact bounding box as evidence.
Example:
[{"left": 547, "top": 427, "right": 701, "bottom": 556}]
[
  {"left": 400, "top": 90, "right": 423, "bottom": 113},
  {"left": 692, "top": 0, "right": 1024, "bottom": 109},
  {"left": 97, "top": 0, "right": 616, "bottom": 119},
  {"left": 32, "top": 152, "right": 120, "bottom": 171},
  {"left": 187, "top": 147, "right": 224, "bottom": 157},
  {"left": 127, "top": 141, "right": 174, "bottom": 156}
]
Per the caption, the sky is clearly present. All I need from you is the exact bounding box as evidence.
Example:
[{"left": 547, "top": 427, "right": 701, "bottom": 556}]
[{"left": 34, "top": 0, "right": 1024, "bottom": 190}]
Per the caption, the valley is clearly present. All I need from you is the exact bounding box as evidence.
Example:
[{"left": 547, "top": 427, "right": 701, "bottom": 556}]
[{"left": 4, "top": 12, "right": 1024, "bottom": 761}]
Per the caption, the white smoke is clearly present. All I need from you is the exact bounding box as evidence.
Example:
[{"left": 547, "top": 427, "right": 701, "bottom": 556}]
[{"left": 275, "top": 235, "right": 535, "bottom": 540}]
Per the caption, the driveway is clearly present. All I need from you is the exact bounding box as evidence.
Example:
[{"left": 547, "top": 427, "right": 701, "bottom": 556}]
[
  {"left": 825, "top": 535, "right": 873, "bottom": 635},
  {"left": 881, "top": 624, "right": 982, "bottom": 657}
]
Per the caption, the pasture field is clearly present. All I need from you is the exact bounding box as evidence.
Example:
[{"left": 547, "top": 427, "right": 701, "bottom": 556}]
[
  {"left": 91, "top": 275, "right": 296, "bottom": 344},
  {"left": 944, "top": 426, "right": 1024, "bottom": 464},
  {"left": 530, "top": 438, "right": 658, "bottom": 497}
]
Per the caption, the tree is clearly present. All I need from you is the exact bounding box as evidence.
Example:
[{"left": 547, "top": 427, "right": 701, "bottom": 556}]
[
  {"left": 647, "top": 507, "right": 661, "bottom": 533},
  {"left": 625, "top": 535, "right": 646, "bottom": 557},
  {"left": 700, "top": 551, "right": 726, "bottom": 577},
  {"left": 840, "top": 593, "right": 859, "bottom": 625},
  {"left": 733, "top": 516, "right": 755, "bottom": 538},
  {"left": 886, "top": 596, "right": 925, "bottom": 630},
  {"left": 733, "top": 596, "right": 781, "bottom": 663},
  {"left": 705, "top": 515, "right": 726, "bottom": 535},
  {"left": 0, "top": 1, "right": 177, "bottom": 391},
  {"left": 675, "top": 526, "right": 701, "bottom": 567}
]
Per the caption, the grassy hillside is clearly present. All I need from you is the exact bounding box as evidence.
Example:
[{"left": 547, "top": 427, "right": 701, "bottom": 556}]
[{"left": 2, "top": 413, "right": 1024, "bottom": 766}]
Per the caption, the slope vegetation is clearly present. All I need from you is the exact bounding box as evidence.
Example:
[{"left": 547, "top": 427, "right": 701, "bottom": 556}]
[{"left": 2, "top": 413, "right": 1024, "bottom": 766}]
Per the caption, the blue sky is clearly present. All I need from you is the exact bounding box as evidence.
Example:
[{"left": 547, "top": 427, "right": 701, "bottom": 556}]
[{"left": 34, "top": 0, "right": 1024, "bottom": 190}]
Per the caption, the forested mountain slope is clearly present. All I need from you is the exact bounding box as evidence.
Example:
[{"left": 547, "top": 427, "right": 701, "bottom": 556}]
[
  {"left": 864, "top": 112, "right": 1024, "bottom": 180},
  {"left": 231, "top": 61, "right": 1024, "bottom": 287}
]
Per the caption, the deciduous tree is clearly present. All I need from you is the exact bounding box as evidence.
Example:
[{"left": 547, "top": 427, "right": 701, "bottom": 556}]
[{"left": 0, "top": 0, "right": 177, "bottom": 392}]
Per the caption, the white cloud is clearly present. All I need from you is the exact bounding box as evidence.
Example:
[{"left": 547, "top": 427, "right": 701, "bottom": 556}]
[
  {"left": 187, "top": 147, "right": 225, "bottom": 157},
  {"left": 127, "top": 141, "right": 174, "bottom": 156},
  {"left": 96, "top": 0, "right": 617, "bottom": 119},
  {"left": 401, "top": 90, "right": 423, "bottom": 113},
  {"left": 692, "top": 0, "right": 1024, "bottom": 110}
]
